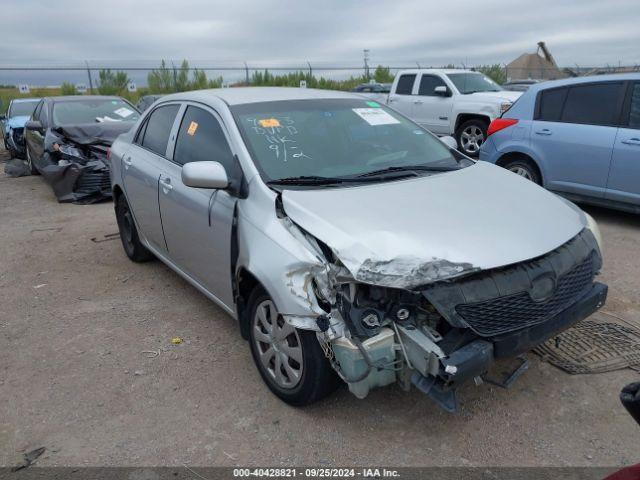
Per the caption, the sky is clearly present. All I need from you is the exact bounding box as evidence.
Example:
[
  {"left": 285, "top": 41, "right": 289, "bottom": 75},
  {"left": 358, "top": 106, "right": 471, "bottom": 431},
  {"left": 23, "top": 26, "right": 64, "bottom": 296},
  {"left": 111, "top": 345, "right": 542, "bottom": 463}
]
[{"left": 1, "top": 0, "right": 639, "bottom": 85}]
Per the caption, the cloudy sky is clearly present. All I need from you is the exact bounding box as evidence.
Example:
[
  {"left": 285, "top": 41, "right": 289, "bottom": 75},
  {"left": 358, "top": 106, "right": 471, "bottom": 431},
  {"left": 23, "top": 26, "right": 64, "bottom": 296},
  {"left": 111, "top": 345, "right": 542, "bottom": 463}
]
[{"left": 1, "top": 0, "right": 639, "bottom": 83}]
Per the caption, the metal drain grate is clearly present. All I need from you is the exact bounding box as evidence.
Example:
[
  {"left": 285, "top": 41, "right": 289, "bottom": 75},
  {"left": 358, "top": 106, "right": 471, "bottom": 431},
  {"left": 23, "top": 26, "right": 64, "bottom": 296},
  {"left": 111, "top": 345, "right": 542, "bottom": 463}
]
[{"left": 534, "top": 313, "right": 640, "bottom": 374}]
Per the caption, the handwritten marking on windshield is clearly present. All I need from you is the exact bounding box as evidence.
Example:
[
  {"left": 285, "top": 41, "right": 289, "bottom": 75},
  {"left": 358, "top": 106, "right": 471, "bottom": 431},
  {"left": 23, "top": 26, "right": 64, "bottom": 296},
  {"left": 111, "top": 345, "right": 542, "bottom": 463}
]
[{"left": 246, "top": 117, "right": 312, "bottom": 162}]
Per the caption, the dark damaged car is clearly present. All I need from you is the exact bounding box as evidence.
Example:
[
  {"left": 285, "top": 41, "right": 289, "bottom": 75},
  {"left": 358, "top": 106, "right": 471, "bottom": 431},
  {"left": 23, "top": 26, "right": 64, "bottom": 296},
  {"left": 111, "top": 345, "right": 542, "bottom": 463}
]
[
  {"left": 24, "top": 96, "right": 140, "bottom": 203},
  {"left": 110, "top": 88, "right": 607, "bottom": 411}
]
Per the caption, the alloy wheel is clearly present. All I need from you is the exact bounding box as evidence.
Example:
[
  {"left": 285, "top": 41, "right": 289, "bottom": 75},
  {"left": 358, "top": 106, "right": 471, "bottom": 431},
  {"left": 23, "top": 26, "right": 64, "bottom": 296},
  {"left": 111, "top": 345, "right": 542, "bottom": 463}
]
[
  {"left": 460, "top": 125, "right": 485, "bottom": 154},
  {"left": 509, "top": 165, "right": 534, "bottom": 181},
  {"left": 252, "top": 300, "right": 303, "bottom": 389}
]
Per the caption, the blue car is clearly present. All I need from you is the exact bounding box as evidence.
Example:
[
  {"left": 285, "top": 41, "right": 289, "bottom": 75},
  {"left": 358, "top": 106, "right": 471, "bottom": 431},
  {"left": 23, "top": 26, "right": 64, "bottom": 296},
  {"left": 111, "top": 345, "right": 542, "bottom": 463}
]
[
  {"left": 1, "top": 97, "right": 41, "bottom": 158},
  {"left": 480, "top": 74, "right": 640, "bottom": 214}
]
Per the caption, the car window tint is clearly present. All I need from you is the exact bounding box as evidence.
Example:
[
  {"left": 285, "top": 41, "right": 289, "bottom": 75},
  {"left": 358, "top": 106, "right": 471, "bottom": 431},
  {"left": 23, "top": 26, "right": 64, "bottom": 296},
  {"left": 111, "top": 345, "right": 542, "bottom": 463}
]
[
  {"left": 561, "top": 83, "right": 623, "bottom": 126},
  {"left": 629, "top": 84, "right": 640, "bottom": 129},
  {"left": 38, "top": 102, "right": 48, "bottom": 125},
  {"left": 173, "top": 106, "right": 234, "bottom": 171},
  {"left": 32, "top": 101, "right": 43, "bottom": 121},
  {"left": 395, "top": 74, "right": 416, "bottom": 95},
  {"left": 418, "top": 75, "right": 446, "bottom": 96},
  {"left": 537, "top": 87, "right": 567, "bottom": 122},
  {"left": 141, "top": 104, "right": 179, "bottom": 156}
]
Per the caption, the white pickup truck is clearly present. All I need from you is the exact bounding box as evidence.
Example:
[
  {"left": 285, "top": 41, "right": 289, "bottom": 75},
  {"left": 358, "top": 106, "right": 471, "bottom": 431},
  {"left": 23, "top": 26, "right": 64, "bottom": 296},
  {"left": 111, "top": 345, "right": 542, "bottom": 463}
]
[{"left": 386, "top": 69, "right": 522, "bottom": 156}]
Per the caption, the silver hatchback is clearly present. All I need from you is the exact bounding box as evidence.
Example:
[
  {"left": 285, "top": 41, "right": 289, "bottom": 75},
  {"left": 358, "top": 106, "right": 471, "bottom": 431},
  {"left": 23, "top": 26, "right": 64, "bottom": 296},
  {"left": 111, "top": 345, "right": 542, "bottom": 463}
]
[{"left": 110, "top": 87, "right": 607, "bottom": 410}]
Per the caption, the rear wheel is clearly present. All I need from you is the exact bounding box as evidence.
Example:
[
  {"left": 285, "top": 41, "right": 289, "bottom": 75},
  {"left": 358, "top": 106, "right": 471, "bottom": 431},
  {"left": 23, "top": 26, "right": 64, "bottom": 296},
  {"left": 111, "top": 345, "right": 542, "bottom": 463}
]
[
  {"left": 115, "top": 194, "right": 154, "bottom": 262},
  {"left": 455, "top": 119, "right": 488, "bottom": 156},
  {"left": 248, "top": 287, "right": 339, "bottom": 406},
  {"left": 502, "top": 157, "right": 541, "bottom": 185}
]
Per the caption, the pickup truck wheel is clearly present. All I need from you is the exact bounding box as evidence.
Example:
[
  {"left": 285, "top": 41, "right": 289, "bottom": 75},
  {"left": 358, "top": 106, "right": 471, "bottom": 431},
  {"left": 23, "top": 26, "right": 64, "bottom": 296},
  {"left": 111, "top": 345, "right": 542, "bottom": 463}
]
[
  {"left": 115, "top": 195, "right": 154, "bottom": 262},
  {"left": 455, "top": 119, "right": 488, "bottom": 157},
  {"left": 248, "top": 287, "right": 339, "bottom": 406},
  {"left": 502, "top": 158, "right": 541, "bottom": 185}
]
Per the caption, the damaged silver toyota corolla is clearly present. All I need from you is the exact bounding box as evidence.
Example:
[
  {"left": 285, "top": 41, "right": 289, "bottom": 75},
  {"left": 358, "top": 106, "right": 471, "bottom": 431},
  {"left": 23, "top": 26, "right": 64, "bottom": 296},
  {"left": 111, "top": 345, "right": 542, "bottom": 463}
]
[{"left": 110, "top": 87, "right": 607, "bottom": 410}]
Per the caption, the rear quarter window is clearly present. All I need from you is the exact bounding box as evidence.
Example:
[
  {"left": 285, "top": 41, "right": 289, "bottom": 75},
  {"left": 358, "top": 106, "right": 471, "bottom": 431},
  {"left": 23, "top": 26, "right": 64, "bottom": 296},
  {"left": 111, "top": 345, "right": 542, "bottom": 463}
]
[
  {"left": 395, "top": 74, "right": 416, "bottom": 95},
  {"left": 536, "top": 87, "right": 568, "bottom": 122}
]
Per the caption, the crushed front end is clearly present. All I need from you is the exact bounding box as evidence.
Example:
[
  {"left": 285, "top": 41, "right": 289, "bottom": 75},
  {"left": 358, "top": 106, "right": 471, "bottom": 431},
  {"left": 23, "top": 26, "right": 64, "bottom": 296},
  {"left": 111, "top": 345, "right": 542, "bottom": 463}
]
[{"left": 313, "top": 228, "right": 606, "bottom": 411}]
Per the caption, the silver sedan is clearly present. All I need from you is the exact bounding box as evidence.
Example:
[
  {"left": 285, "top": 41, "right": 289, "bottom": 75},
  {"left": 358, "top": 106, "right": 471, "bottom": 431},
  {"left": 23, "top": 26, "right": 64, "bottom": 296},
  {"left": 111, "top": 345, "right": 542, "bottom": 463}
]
[{"left": 110, "top": 87, "right": 606, "bottom": 410}]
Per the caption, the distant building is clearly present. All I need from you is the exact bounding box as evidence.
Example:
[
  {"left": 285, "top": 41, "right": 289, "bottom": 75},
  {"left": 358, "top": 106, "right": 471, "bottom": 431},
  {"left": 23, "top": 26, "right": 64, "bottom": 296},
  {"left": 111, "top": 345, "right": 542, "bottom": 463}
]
[{"left": 506, "top": 42, "right": 566, "bottom": 81}]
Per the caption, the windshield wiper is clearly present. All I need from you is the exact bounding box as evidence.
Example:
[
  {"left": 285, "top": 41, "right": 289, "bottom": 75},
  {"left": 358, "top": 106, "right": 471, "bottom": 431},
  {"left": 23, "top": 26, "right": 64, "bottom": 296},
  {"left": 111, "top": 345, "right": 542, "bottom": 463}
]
[
  {"left": 267, "top": 175, "right": 346, "bottom": 186},
  {"left": 355, "top": 164, "right": 458, "bottom": 178}
]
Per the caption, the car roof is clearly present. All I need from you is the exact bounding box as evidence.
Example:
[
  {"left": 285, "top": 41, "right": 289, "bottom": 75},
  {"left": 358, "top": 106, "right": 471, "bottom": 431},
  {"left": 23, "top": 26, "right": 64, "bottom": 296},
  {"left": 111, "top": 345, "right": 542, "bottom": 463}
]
[
  {"left": 527, "top": 73, "right": 640, "bottom": 93},
  {"left": 11, "top": 97, "right": 41, "bottom": 103},
  {"left": 45, "top": 95, "right": 125, "bottom": 103},
  {"left": 158, "top": 87, "right": 361, "bottom": 106},
  {"left": 395, "top": 68, "right": 478, "bottom": 75}
]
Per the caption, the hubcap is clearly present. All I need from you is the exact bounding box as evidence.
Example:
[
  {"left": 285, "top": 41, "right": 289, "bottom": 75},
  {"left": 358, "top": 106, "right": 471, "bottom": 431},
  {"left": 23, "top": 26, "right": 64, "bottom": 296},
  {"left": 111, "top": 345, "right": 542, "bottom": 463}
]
[
  {"left": 460, "top": 126, "right": 485, "bottom": 154},
  {"left": 509, "top": 166, "right": 534, "bottom": 181},
  {"left": 253, "top": 300, "right": 303, "bottom": 389}
]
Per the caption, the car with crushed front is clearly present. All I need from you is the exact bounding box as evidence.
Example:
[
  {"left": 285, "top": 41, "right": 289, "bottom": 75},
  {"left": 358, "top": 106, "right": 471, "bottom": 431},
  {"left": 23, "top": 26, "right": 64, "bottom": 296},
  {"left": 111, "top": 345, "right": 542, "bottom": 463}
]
[
  {"left": 24, "top": 96, "right": 140, "bottom": 203},
  {"left": 109, "top": 87, "right": 607, "bottom": 411},
  {"left": 1, "top": 97, "right": 41, "bottom": 159}
]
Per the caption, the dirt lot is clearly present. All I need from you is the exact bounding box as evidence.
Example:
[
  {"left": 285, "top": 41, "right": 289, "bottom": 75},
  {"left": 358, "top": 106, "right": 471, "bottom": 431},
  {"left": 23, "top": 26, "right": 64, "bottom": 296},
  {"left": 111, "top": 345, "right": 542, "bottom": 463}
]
[{"left": 1, "top": 146, "right": 639, "bottom": 468}]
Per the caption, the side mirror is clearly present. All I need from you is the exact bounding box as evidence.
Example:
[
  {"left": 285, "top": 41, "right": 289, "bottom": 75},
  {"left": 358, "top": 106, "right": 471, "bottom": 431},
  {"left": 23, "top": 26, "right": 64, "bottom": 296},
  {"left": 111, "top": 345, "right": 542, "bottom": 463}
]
[
  {"left": 182, "top": 161, "right": 229, "bottom": 189},
  {"left": 25, "top": 120, "right": 43, "bottom": 131},
  {"left": 440, "top": 135, "right": 458, "bottom": 150},
  {"left": 434, "top": 86, "right": 451, "bottom": 97}
]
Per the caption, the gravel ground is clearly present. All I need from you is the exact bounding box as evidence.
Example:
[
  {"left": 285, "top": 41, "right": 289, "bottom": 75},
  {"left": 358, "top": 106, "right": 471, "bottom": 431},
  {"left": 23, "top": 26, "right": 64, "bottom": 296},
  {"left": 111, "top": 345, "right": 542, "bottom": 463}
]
[{"left": 1, "top": 146, "right": 639, "bottom": 468}]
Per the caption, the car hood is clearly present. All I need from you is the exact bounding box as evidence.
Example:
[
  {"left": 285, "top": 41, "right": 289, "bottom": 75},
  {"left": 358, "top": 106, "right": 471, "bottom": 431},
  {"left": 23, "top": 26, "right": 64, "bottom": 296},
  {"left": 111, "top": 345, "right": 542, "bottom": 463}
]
[
  {"left": 463, "top": 90, "right": 522, "bottom": 103},
  {"left": 281, "top": 162, "right": 587, "bottom": 289},
  {"left": 51, "top": 122, "right": 135, "bottom": 146},
  {"left": 5, "top": 115, "right": 31, "bottom": 130}
]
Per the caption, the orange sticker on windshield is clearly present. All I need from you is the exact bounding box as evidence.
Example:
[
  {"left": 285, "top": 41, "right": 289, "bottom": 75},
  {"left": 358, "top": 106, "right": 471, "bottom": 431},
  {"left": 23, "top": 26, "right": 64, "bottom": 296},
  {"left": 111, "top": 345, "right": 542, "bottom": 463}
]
[
  {"left": 187, "top": 121, "right": 198, "bottom": 136},
  {"left": 258, "top": 118, "right": 281, "bottom": 128}
]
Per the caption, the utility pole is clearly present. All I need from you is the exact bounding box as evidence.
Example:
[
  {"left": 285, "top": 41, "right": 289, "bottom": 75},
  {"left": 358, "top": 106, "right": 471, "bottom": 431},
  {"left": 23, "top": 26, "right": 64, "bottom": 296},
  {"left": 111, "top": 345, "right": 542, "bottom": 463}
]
[{"left": 363, "top": 49, "right": 370, "bottom": 80}]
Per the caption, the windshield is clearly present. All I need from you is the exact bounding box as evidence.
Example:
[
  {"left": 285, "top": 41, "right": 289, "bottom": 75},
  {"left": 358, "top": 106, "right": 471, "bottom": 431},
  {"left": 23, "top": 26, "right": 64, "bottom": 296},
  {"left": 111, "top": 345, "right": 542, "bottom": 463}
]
[
  {"left": 446, "top": 73, "right": 502, "bottom": 94},
  {"left": 52, "top": 99, "right": 140, "bottom": 126},
  {"left": 9, "top": 100, "right": 39, "bottom": 117},
  {"left": 232, "top": 98, "right": 467, "bottom": 186}
]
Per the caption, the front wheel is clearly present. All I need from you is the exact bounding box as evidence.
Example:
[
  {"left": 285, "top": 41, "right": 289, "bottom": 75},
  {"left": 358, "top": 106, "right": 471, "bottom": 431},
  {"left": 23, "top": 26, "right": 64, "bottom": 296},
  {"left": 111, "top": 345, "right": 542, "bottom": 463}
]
[
  {"left": 455, "top": 119, "right": 488, "bottom": 157},
  {"left": 115, "top": 194, "right": 154, "bottom": 262},
  {"left": 248, "top": 287, "right": 339, "bottom": 406}
]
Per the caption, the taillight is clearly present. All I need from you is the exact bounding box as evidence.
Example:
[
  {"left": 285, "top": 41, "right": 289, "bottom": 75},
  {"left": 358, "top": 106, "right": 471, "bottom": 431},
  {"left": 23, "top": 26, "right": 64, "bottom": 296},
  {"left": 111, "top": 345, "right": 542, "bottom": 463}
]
[
  {"left": 487, "top": 118, "right": 518, "bottom": 137},
  {"left": 106, "top": 147, "right": 111, "bottom": 160}
]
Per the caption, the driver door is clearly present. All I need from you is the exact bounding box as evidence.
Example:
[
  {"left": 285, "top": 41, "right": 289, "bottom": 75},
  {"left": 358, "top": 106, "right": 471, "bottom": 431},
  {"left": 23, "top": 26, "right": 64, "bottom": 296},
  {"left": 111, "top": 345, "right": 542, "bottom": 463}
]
[
  {"left": 412, "top": 74, "right": 453, "bottom": 135},
  {"left": 158, "top": 104, "right": 238, "bottom": 308}
]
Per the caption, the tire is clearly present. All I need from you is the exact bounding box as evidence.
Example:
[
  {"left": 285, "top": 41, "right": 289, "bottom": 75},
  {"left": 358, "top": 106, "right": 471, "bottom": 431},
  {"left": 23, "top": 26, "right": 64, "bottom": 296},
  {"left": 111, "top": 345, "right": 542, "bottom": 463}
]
[
  {"left": 115, "top": 194, "right": 154, "bottom": 262},
  {"left": 501, "top": 157, "right": 541, "bottom": 185},
  {"left": 247, "top": 287, "right": 340, "bottom": 406},
  {"left": 26, "top": 146, "right": 39, "bottom": 175},
  {"left": 455, "top": 119, "right": 489, "bottom": 157}
]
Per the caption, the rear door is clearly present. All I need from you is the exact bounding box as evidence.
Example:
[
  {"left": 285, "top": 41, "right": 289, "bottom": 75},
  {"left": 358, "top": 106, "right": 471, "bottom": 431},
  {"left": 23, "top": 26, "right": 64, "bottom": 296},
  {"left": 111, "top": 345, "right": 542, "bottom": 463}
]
[
  {"left": 387, "top": 73, "right": 417, "bottom": 118},
  {"left": 606, "top": 82, "right": 640, "bottom": 206},
  {"left": 532, "top": 82, "right": 625, "bottom": 198},
  {"left": 158, "top": 104, "right": 238, "bottom": 308},
  {"left": 122, "top": 103, "right": 180, "bottom": 252},
  {"left": 412, "top": 74, "right": 453, "bottom": 134}
]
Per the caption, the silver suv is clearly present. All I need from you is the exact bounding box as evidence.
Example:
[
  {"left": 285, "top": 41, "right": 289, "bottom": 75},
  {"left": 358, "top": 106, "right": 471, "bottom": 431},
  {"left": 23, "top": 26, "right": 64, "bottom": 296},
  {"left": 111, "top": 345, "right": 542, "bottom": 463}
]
[{"left": 110, "top": 87, "right": 607, "bottom": 411}]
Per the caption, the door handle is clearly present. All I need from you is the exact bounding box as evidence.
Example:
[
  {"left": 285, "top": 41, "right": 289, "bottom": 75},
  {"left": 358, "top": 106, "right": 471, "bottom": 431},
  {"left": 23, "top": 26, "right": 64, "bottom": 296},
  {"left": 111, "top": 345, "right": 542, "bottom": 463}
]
[
  {"left": 535, "top": 129, "right": 552, "bottom": 136},
  {"left": 123, "top": 156, "right": 132, "bottom": 168},
  {"left": 622, "top": 138, "right": 640, "bottom": 146},
  {"left": 159, "top": 177, "right": 173, "bottom": 192},
  {"left": 413, "top": 100, "right": 423, "bottom": 105}
]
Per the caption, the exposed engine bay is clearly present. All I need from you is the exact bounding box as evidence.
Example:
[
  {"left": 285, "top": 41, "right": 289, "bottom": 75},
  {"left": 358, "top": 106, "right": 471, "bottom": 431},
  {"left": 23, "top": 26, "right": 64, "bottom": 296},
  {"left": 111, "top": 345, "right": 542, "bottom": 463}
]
[
  {"left": 37, "top": 123, "right": 132, "bottom": 204},
  {"left": 285, "top": 216, "right": 607, "bottom": 412}
]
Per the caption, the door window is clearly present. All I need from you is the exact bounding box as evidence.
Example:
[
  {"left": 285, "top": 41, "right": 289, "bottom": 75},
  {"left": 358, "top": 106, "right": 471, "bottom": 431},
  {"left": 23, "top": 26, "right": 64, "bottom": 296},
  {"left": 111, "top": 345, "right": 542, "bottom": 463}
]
[
  {"left": 628, "top": 84, "right": 640, "bottom": 129},
  {"left": 173, "top": 106, "right": 235, "bottom": 172},
  {"left": 32, "top": 101, "right": 43, "bottom": 121},
  {"left": 395, "top": 74, "right": 416, "bottom": 95},
  {"left": 536, "top": 87, "right": 568, "bottom": 122},
  {"left": 418, "top": 75, "right": 446, "bottom": 96},
  {"left": 141, "top": 104, "right": 180, "bottom": 156},
  {"left": 560, "top": 83, "right": 623, "bottom": 126},
  {"left": 37, "top": 101, "right": 48, "bottom": 127}
]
